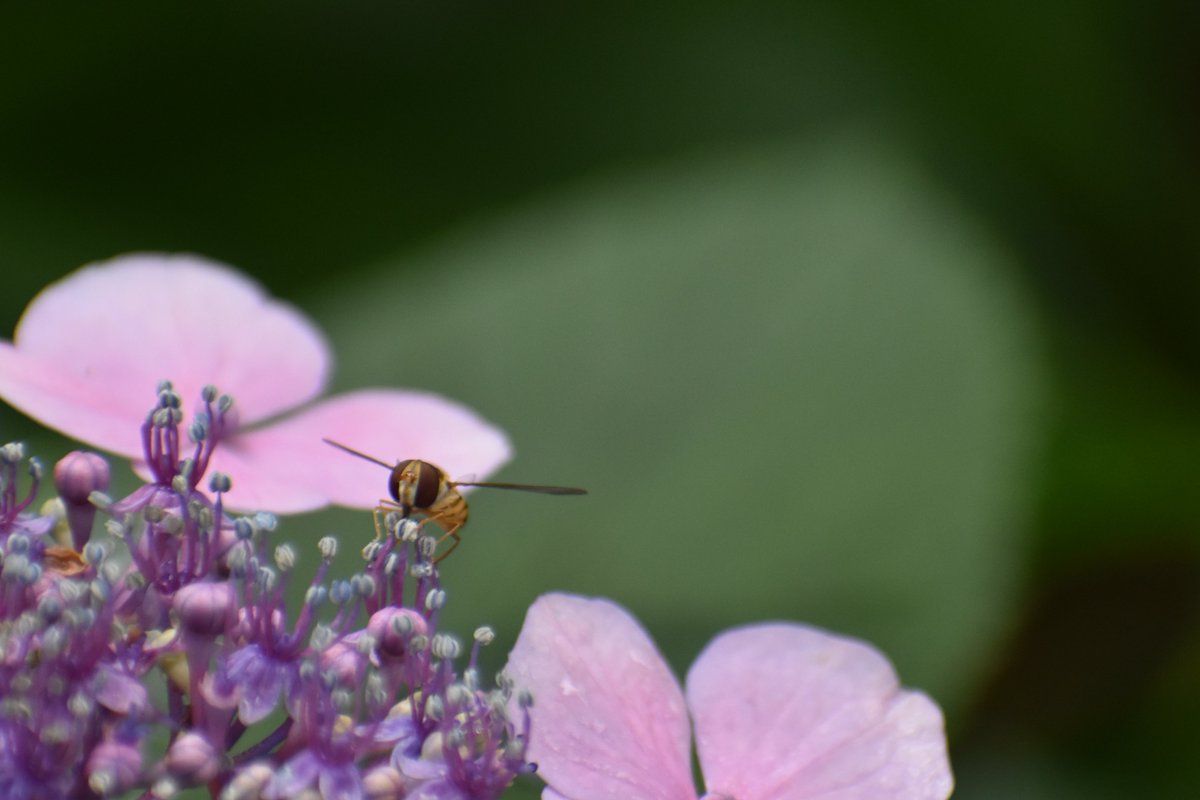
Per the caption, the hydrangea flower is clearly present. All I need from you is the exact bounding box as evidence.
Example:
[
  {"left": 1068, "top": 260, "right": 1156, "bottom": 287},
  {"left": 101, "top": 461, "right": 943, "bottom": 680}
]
[
  {"left": 0, "top": 388, "right": 530, "bottom": 799},
  {"left": 0, "top": 253, "right": 510, "bottom": 512},
  {"left": 504, "top": 593, "right": 954, "bottom": 800}
]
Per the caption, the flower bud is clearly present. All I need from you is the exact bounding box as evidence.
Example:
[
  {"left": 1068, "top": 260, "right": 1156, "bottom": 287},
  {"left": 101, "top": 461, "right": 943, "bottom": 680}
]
[
  {"left": 367, "top": 607, "right": 428, "bottom": 661},
  {"left": 53, "top": 451, "right": 110, "bottom": 548},
  {"left": 363, "top": 765, "right": 406, "bottom": 800},
  {"left": 321, "top": 641, "right": 367, "bottom": 688},
  {"left": 54, "top": 451, "right": 110, "bottom": 503},
  {"left": 173, "top": 581, "right": 236, "bottom": 637},
  {"left": 166, "top": 731, "right": 220, "bottom": 784},
  {"left": 86, "top": 739, "right": 143, "bottom": 796}
]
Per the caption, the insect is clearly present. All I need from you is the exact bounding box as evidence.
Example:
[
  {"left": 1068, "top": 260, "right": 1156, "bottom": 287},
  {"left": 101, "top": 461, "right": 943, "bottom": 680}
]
[{"left": 322, "top": 438, "right": 587, "bottom": 562}]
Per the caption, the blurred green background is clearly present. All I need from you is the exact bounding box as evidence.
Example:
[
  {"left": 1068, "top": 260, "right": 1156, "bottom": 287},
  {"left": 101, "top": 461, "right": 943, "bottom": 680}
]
[{"left": 2, "top": 2, "right": 1198, "bottom": 797}]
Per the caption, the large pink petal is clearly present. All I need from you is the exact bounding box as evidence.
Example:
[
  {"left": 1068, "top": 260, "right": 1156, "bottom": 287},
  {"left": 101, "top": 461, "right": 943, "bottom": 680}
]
[
  {"left": 686, "top": 624, "right": 953, "bottom": 800},
  {"left": 212, "top": 388, "right": 511, "bottom": 511},
  {"left": 0, "top": 254, "right": 330, "bottom": 455},
  {"left": 0, "top": 343, "right": 145, "bottom": 455},
  {"left": 504, "top": 594, "right": 697, "bottom": 800}
]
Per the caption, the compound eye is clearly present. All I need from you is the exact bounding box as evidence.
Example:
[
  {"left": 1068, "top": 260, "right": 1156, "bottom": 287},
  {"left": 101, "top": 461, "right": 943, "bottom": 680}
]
[{"left": 413, "top": 461, "right": 442, "bottom": 509}]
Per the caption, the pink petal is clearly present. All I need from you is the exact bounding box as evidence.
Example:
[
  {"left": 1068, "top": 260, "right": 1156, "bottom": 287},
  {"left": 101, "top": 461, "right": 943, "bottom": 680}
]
[
  {"left": 0, "top": 343, "right": 143, "bottom": 455},
  {"left": 210, "top": 388, "right": 511, "bottom": 511},
  {"left": 504, "top": 594, "right": 697, "bottom": 800},
  {"left": 0, "top": 253, "right": 330, "bottom": 455},
  {"left": 132, "top": 442, "right": 331, "bottom": 515},
  {"left": 686, "top": 624, "right": 953, "bottom": 800}
]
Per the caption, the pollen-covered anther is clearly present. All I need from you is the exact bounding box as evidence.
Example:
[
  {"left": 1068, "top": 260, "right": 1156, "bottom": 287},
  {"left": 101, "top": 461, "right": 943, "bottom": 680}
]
[
  {"left": 318, "top": 535, "right": 338, "bottom": 559},
  {"left": 425, "top": 588, "right": 447, "bottom": 611},
  {"left": 188, "top": 420, "right": 208, "bottom": 443},
  {"left": 431, "top": 633, "right": 461, "bottom": 661},
  {"left": 365, "top": 674, "right": 388, "bottom": 710},
  {"left": 296, "top": 661, "right": 319, "bottom": 687},
  {"left": 90, "top": 577, "right": 112, "bottom": 604},
  {"left": 256, "top": 566, "right": 277, "bottom": 593},
  {"left": 397, "top": 518, "right": 420, "bottom": 542},
  {"left": 361, "top": 540, "right": 382, "bottom": 562},
  {"left": 446, "top": 683, "right": 472, "bottom": 709},
  {"left": 0, "top": 441, "right": 25, "bottom": 464},
  {"left": 417, "top": 535, "right": 437, "bottom": 560},
  {"left": 151, "top": 408, "right": 173, "bottom": 429},
  {"left": 486, "top": 690, "right": 509, "bottom": 716},
  {"left": 208, "top": 472, "right": 232, "bottom": 494},
  {"left": 304, "top": 585, "right": 328, "bottom": 608},
  {"left": 231, "top": 518, "right": 254, "bottom": 542},
  {"left": 310, "top": 624, "right": 336, "bottom": 652},
  {"left": 2, "top": 553, "right": 32, "bottom": 584},
  {"left": 274, "top": 544, "right": 296, "bottom": 572},
  {"left": 157, "top": 381, "right": 180, "bottom": 405},
  {"left": 225, "top": 547, "right": 248, "bottom": 578},
  {"left": 68, "top": 691, "right": 94, "bottom": 718},
  {"left": 330, "top": 579, "right": 353, "bottom": 606},
  {"left": 332, "top": 687, "right": 354, "bottom": 712},
  {"left": 39, "top": 626, "right": 67, "bottom": 658},
  {"left": 424, "top": 694, "right": 445, "bottom": 722},
  {"left": 83, "top": 542, "right": 107, "bottom": 564},
  {"left": 37, "top": 594, "right": 63, "bottom": 623},
  {"left": 349, "top": 574, "right": 374, "bottom": 599}
]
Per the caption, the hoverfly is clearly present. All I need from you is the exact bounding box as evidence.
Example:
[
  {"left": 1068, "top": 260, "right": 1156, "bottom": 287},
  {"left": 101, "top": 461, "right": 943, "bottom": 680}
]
[{"left": 322, "top": 438, "right": 586, "bottom": 562}]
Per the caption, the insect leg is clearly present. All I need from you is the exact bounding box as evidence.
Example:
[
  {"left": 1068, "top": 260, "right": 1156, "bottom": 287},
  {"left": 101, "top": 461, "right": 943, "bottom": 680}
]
[
  {"left": 372, "top": 505, "right": 387, "bottom": 542},
  {"left": 432, "top": 523, "right": 463, "bottom": 564},
  {"left": 371, "top": 499, "right": 406, "bottom": 540}
]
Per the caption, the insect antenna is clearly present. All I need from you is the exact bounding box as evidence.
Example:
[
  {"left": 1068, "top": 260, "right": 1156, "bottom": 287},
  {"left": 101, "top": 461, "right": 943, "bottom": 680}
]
[
  {"left": 321, "top": 438, "right": 394, "bottom": 470},
  {"left": 452, "top": 480, "right": 587, "bottom": 495}
]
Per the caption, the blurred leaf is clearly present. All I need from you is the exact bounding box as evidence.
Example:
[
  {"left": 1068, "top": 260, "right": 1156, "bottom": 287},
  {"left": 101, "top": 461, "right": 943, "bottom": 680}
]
[{"left": 309, "top": 136, "right": 1043, "bottom": 721}]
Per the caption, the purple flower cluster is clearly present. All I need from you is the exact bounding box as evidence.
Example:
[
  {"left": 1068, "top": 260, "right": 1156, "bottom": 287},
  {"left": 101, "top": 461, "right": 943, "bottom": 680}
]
[{"left": 0, "top": 386, "right": 530, "bottom": 800}]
